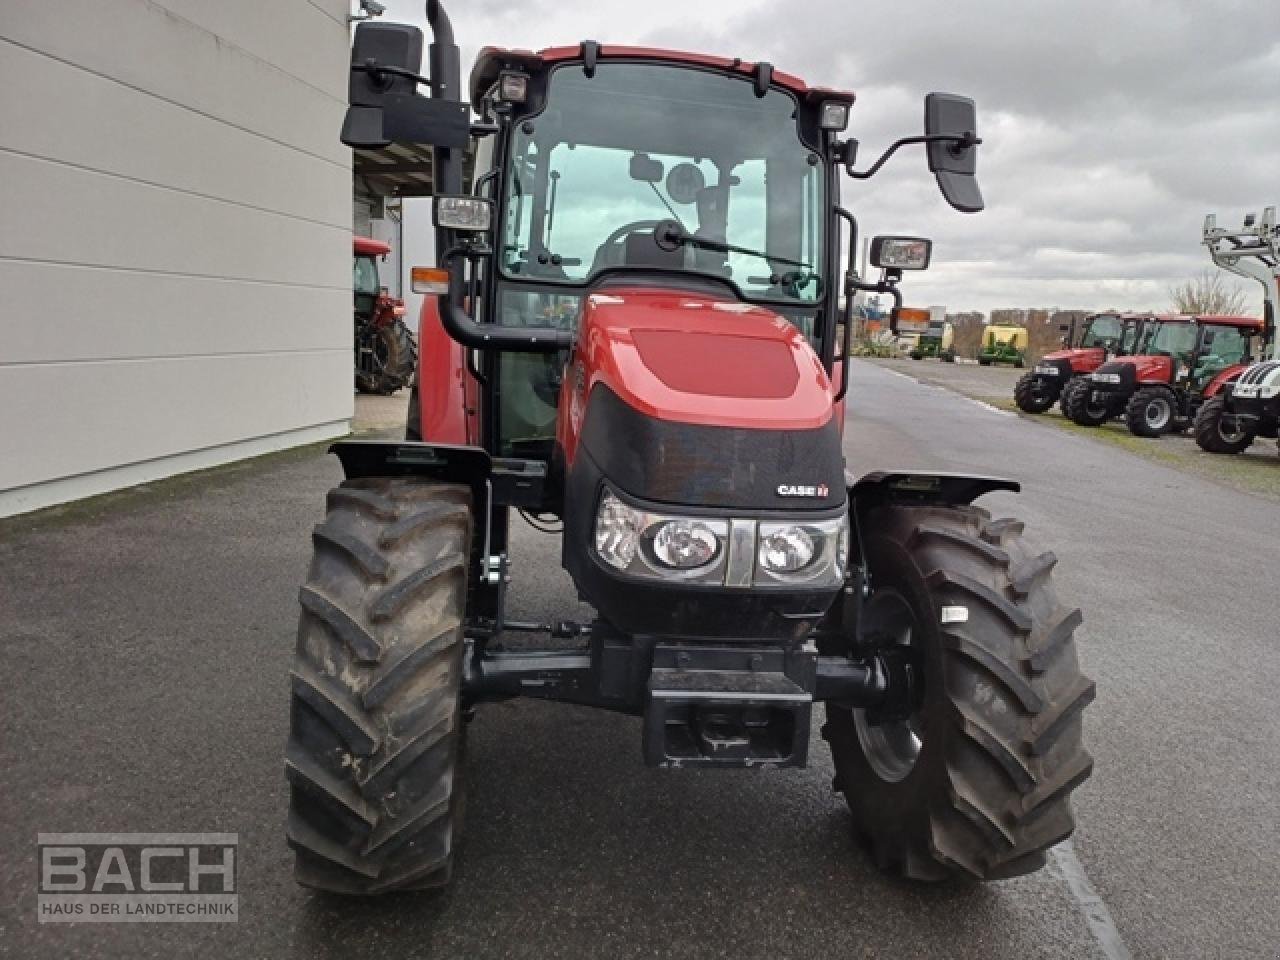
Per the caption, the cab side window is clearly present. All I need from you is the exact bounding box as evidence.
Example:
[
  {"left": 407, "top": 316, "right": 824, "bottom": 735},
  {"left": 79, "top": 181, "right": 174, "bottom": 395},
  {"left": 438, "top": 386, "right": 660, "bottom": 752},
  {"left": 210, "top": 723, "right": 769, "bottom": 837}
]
[{"left": 1205, "top": 327, "right": 1247, "bottom": 365}]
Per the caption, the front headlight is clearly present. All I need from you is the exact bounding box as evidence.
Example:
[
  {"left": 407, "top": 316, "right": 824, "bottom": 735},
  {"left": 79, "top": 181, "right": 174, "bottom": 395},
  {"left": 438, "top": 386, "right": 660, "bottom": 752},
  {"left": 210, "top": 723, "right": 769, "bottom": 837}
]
[
  {"left": 758, "top": 526, "right": 815, "bottom": 573},
  {"left": 755, "top": 517, "right": 847, "bottom": 587},
  {"left": 594, "top": 490, "right": 642, "bottom": 571},
  {"left": 651, "top": 520, "right": 721, "bottom": 570},
  {"left": 593, "top": 489, "right": 728, "bottom": 583},
  {"left": 592, "top": 486, "right": 846, "bottom": 589}
]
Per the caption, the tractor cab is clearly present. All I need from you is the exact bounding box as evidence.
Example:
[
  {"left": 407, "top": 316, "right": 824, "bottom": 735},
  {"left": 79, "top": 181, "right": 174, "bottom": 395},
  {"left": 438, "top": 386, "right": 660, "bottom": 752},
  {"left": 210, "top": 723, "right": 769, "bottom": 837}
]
[
  {"left": 352, "top": 235, "right": 392, "bottom": 323},
  {"left": 470, "top": 50, "right": 841, "bottom": 464}
]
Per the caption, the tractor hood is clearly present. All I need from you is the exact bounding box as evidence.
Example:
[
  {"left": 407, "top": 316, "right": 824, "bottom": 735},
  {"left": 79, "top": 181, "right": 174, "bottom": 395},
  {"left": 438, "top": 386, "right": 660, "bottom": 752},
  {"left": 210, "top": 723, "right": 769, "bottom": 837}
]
[
  {"left": 559, "top": 286, "right": 844, "bottom": 512},
  {"left": 570, "top": 287, "right": 833, "bottom": 431},
  {"left": 1037, "top": 346, "right": 1106, "bottom": 377},
  {"left": 1042, "top": 346, "right": 1104, "bottom": 364},
  {"left": 1095, "top": 355, "right": 1175, "bottom": 385}
]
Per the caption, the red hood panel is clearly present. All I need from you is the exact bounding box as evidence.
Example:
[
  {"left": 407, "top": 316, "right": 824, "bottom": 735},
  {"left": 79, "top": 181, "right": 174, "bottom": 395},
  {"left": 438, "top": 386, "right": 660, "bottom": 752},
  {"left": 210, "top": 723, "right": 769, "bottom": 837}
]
[
  {"left": 630, "top": 329, "right": 800, "bottom": 398},
  {"left": 1113, "top": 356, "right": 1174, "bottom": 382},
  {"left": 562, "top": 287, "right": 833, "bottom": 447},
  {"left": 1044, "top": 347, "right": 1104, "bottom": 362}
]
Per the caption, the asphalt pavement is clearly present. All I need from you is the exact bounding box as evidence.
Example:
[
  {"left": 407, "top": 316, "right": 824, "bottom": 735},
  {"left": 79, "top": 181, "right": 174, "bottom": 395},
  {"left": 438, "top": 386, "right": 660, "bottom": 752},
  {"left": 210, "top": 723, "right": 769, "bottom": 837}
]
[{"left": 2, "top": 360, "right": 1277, "bottom": 959}]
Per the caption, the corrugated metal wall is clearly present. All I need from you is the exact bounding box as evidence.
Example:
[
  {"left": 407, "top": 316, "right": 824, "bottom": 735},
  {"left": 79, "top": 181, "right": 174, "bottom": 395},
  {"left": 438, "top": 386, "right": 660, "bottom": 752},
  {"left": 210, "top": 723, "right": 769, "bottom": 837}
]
[{"left": 0, "top": 0, "right": 353, "bottom": 517}]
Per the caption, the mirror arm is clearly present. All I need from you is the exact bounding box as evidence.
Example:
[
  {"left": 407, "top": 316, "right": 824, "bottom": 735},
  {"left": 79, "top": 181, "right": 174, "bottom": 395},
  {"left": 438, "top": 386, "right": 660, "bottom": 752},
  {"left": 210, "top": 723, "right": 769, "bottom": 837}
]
[
  {"left": 846, "top": 132, "right": 982, "bottom": 180},
  {"left": 846, "top": 273, "right": 904, "bottom": 334},
  {"left": 353, "top": 58, "right": 432, "bottom": 89}
]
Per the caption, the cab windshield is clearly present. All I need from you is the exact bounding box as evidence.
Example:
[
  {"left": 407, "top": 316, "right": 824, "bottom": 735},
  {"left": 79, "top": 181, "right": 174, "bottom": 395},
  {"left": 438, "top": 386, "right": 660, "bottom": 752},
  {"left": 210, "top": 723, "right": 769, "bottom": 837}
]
[
  {"left": 500, "top": 63, "right": 825, "bottom": 305},
  {"left": 1080, "top": 314, "right": 1124, "bottom": 349},
  {"left": 353, "top": 256, "right": 380, "bottom": 296},
  {"left": 1138, "top": 321, "right": 1197, "bottom": 358}
]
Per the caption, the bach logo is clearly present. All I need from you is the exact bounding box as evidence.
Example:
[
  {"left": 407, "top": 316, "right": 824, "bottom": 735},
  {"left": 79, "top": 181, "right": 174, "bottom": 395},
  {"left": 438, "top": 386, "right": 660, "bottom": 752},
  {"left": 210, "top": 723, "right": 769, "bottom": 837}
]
[
  {"left": 37, "top": 833, "right": 238, "bottom": 923},
  {"left": 776, "top": 483, "right": 829, "bottom": 498}
]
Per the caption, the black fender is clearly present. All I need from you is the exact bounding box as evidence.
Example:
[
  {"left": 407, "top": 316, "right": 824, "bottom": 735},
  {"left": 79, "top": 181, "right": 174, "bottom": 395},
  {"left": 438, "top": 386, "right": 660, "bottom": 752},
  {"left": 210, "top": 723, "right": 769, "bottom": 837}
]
[
  {"left": 818, "top": 471, "right": 1020, "bottom": 646},
  {"left": 848, "top": 470, "right": 1019, "bottom": 515},
  {"left": 330, "top": 441, "right": 491, "bottom": 510},
  {"left": 847, "top": 470, "right": 1019, "bottom": 559}
]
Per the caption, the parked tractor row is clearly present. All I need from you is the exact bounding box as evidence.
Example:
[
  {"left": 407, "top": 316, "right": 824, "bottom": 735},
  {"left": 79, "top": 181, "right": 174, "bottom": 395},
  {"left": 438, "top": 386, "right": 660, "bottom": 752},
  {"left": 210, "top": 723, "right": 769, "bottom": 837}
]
[{"left": 1008, "top": 208, "right": 1278, "bottom": 454}]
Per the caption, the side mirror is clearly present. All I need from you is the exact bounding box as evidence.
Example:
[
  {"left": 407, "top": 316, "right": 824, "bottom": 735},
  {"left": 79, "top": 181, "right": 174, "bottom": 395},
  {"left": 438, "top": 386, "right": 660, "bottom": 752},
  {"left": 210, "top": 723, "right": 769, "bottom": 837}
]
[
  {"left": 924, "top": 93, "right": 983, "bottom": 213},
  {"left": 870, "top": 236, "right": 932, "bottom": 271},
  {"left": 340, "top": 21, "right": 469, "bottom": 150}
]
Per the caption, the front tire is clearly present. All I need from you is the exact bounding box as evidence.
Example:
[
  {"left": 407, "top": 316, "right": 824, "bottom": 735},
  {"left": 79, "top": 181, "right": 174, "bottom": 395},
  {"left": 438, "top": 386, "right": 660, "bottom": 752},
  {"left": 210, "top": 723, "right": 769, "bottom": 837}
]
[
  {"left": 1064, "top": 381, "right": 1111, "bottom": 427},
  {"left": 824, "top": 504, "right": 1093, "bottom": 882},
  {"left": 1013, "top": 374, "right": 1059, "bottom": 414},
  {"left": 286, "top": 478, "right": 472, "bottom": 894},
  {"left": 1194, "top": 395, "right": 1255, "bottom": 454},
  {"left": 1058, "top": 376, "right": 1085, "bottom": 416},
  {"left": 1125, "top": 386, "right": 1176, "bottom": 437}
]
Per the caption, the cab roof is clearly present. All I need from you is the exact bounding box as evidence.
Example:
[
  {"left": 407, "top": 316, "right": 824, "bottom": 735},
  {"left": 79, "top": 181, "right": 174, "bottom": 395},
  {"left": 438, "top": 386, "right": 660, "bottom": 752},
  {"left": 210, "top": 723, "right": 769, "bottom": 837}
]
[
  {"left": 1108, "top": 313, "right": 1261, "bottom": 329},
  {"left": 353, "top": 236, "right": 391, "bottom": 257},
  {"left": 469, "top": 44, "right": 855, "bottom": 111},
  {"left": 1188, "top": 314, "right": 1265, "bottom": 330}
]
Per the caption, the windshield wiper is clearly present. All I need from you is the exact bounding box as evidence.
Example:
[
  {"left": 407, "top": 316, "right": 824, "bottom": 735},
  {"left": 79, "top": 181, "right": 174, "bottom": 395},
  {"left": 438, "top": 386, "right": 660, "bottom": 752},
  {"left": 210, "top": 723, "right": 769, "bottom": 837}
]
[{"left": 653, "top": 219, "right": 812, "bottom": 271}]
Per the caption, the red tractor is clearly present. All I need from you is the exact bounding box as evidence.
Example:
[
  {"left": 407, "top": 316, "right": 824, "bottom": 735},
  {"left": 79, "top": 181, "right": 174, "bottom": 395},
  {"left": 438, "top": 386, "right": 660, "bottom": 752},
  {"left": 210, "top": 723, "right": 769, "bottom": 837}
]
[
  {"left": 353, "top": 236, "right": 417, "bottom": 394},
  {"left": 285, "top": 3, "right": 1093, "bottom": 895},
  {"left": 1013, "top": 312, "right": 1147, "bottom": 414},
  {"left": 1071, "top": 314, "right": 1264, "bottom": 435}
]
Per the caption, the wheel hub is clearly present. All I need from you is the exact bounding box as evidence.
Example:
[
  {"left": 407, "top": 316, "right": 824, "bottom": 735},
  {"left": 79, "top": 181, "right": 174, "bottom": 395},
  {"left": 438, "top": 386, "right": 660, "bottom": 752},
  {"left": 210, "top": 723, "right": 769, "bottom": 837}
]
[
  {"left": 854, "top": 589, "right": 926, "bottom": 783},
  {"left": 1218, "top": 414, "right": 1247, "bottom": 442}
]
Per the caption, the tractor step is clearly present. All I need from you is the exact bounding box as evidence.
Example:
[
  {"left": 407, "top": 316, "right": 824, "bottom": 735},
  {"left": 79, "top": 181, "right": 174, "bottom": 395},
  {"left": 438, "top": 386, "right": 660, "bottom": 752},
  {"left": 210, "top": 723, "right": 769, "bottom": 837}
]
[{"left": 644, "top": 663, "right": 812, "bottom": 768}]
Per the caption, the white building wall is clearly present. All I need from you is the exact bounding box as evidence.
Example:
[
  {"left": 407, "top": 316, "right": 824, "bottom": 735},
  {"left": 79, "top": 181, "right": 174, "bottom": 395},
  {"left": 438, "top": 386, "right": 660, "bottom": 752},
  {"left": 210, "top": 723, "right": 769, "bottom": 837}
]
[{"left": 0, "top": 0, "right": 353, "bottom": 517}]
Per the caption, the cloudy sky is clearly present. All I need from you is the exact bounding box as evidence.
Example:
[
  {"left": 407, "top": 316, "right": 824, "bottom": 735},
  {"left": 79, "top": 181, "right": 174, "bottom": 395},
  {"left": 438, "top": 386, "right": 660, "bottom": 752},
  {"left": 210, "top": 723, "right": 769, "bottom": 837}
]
[{"left": 372, "top": 0, "right": 1278, "bottom": 314}]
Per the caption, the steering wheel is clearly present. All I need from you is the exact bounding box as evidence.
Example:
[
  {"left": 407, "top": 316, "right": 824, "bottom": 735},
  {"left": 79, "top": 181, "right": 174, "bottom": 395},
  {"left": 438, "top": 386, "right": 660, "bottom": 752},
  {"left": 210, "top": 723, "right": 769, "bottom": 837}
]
[{"left": 590, "top": 220, "right": 667, "bottom": 274}]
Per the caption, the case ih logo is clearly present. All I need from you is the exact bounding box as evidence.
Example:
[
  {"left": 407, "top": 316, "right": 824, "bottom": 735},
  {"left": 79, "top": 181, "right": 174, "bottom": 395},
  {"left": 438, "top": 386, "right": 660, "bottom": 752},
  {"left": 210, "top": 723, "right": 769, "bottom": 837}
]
[
  {"left": 37, "top": 833, "right": 238, "bottom": 923},
  {"left": 776, "top": 483, "right": 829, "bottom": 498}
]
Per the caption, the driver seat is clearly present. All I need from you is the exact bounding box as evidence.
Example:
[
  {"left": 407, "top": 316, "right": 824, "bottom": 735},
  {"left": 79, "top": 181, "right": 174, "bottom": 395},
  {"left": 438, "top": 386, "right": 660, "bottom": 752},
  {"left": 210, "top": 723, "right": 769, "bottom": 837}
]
[{"left": 623, "top": 230, "right": 685, "bottom": 269}]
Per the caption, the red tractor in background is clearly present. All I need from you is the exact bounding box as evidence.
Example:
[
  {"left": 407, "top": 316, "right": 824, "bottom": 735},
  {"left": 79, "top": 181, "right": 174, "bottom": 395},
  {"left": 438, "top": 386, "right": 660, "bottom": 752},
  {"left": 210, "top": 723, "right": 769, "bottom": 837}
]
[
  {"left": 285, "top": 1, "right": 1093, "bottom": 896},
  {"left": 353, "top": 236, "right": 417, "bottom": 394},
  {"left": 1072, "top": 314, "right": 1263, "bottom": 436},
  {"left": 1013, "top": 312, "right": 1147, "bottom": 414}
]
